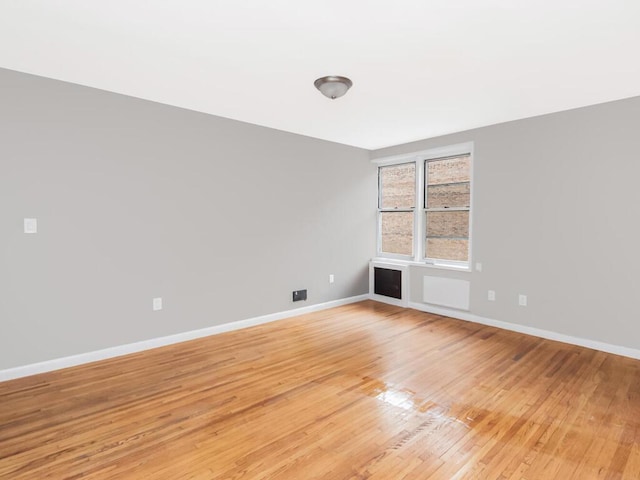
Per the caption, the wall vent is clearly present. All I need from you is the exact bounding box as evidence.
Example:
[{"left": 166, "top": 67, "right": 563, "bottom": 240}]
[
  {"left": 374, "top": 267, "right": 402, "bottom": 299},
  {"left": 369, "top": 261, "right": 409, "bottom": 307}
]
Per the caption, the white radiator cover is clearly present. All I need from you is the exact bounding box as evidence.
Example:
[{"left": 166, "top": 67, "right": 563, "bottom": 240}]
[
  {"left": 369, "top": 260, "right": 409, "bottom": 307},
  {"left": 423, "top": 276, "right": 470, "bottom": 310}
]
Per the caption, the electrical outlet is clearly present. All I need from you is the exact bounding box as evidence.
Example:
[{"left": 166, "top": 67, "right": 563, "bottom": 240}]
[
  {"left": 475, "top": 262, "right": 482, "bottom": 272},
  {"left": 329, "top": 274, "right": 334, "bottom": 284},
  {"left": 519, "top": 294, "right": 527, "bottom": 307},
  {"left": 153, "top": 297, "right": 163, "bottom": 311},
  {"left": 292, "top": 289, "right": 307, "bottom": 302},
  {"left": 24, "top": 218, "right": 38, "bottom": 234},
  {"left": 488, "top": 290, "right": 496, "bottom": 301}
]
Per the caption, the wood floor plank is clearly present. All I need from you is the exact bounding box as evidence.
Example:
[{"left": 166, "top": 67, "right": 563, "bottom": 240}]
[{"left": 1, "top": 300, "right": 639, "bottom": 479}]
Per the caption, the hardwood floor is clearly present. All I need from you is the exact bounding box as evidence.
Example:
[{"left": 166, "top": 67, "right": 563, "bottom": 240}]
[{"left": 1, "top": 300, "right": 639, "bottom": 479}]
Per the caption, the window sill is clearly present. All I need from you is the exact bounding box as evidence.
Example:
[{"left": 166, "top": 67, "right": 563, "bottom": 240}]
[{"left": 372, "top": 257, "right": 471, "bottom": 273}]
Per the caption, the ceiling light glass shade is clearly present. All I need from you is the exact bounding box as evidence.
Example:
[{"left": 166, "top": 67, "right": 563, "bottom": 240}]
[{"left": 314, "top": 76, "right": 353, "bottom": 99}]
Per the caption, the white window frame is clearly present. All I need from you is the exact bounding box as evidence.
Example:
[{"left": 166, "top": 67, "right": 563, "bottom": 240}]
[
  {"left": 373, "top": 142, "right": 474, "bottom": 271},
  {"left": 376, "top": 161, "right": 416, "bottom": 260}
]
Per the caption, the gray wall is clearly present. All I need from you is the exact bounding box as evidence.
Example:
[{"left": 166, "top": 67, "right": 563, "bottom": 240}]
[
  {"left": 372, "top": 96, "right": 640, "bottom": 350},
  {"left": 0, "top": 68, "right": 376, "bottom": 369},
  {"left": 3, "top": 66, "right": 638, "bottom": 371}
]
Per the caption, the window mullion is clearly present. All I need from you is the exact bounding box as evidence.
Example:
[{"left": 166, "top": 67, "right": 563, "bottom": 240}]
[{"left": 415, "top": 159, "right": 425, "bottom": 262}]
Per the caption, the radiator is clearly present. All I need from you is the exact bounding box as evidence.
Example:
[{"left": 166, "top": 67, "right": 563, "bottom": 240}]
[{"left": 423, "top": 276, "right": 470, "bottom": 310}]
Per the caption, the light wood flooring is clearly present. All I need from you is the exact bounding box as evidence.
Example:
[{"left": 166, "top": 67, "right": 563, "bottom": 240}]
[{"left": 1, "top": 300, "right": 639, "bottom": 479}]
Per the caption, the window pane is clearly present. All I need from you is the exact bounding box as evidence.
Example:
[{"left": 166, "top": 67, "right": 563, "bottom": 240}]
[
  {"left": 427, "top": 156, "right": 470, "bottom": 185},
  {"left": 426, "top": 182, "right": 470, "bottom": 208},
  {"left": 426, "top": 211, "right": 469, "bottom": 238},
  {"left": 379, "top": 163, "right": 415, "bottom": 209},
  {"left": 426, "top": 239, "right": 469, "bottom": 262},
  {"left": 381, "top": 211, "right": 413, "bottom": 255}
]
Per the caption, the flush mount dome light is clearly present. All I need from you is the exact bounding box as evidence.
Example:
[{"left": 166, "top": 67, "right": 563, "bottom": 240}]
[{"left": 314, "top": 75, "right": 353, "bottom": 99}]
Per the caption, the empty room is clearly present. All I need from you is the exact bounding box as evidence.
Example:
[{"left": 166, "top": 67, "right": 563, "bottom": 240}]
[{"left": 1, "top": 2, "right": 639, "bottom": 479}]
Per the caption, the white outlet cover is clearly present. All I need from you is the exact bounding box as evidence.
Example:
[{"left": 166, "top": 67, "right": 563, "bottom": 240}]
[
  {"left": 329, "top": 274, "right": 335, "bottom": 284},
  {"left": 475, "top": 262, "right": 482, "bottom": 272},
  {"left": 153, "top": 297, "right": 163, "bottom": 311},
  {"left": 24, "top": 218, "right": 37, "bottom": 233},
  {"left": 519, "top": 294, "right": 527, "bottom": 306},
  {"left": 488, "top": 290, "right": 496, "bottom": 301}
]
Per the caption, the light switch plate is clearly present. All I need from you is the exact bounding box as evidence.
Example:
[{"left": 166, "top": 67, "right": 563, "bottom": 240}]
[
  {"left": 519, "top": 294, "right": 527, "bottom": 307},
  {"left": 24, "top": 218, "right": 38, "bottom": 234},
  {"left": 153, "top": 297, "right": 163, "bottom": 311}
]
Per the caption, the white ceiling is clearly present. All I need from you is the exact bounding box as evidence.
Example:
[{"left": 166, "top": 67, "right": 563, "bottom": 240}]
[{"left": 0, "top": 1, "right": 639, "bottom": 150}]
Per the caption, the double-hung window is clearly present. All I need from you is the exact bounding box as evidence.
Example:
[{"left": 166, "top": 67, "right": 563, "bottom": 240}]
[
  {"left": 377, "top": 162, "right": 416, "bottom": 259},
  {"left": 376, "top": 143, "right": 473, "bottom": 269},
  {"left": 424, "top": 154, "right": 471, "bottom": 266}
]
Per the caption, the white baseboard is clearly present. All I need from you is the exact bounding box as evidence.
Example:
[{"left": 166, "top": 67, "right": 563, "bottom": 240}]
[
  {"left": 407, "top": 301, "right": 640, "bottom": 360},
  {"left": 0, "top": 294, "right": 369, "bottom": 383}
]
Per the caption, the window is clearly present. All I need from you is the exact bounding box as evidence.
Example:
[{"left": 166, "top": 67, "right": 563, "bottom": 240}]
[
  {"left": 377, "top": 162, "right": 415, "bottom": 258},
  {"left": 425, "top": 154, "right": 471, "bottom": 265},
  {"left": 376, "top": 144, "right": 472, "bottom": 269}
]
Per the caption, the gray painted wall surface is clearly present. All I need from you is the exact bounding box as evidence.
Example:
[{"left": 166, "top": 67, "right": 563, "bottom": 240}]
[
  {"left": 0, "top": 68, "right": 376, "bottom": 369},
  {"left": 372, "top": 96, "right": 640, "bottom": 350}
]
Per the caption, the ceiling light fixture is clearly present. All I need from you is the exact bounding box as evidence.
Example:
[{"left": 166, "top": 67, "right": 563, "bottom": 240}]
[{"left": 314, "top": 76, "right": 353, "bottom": 100}]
